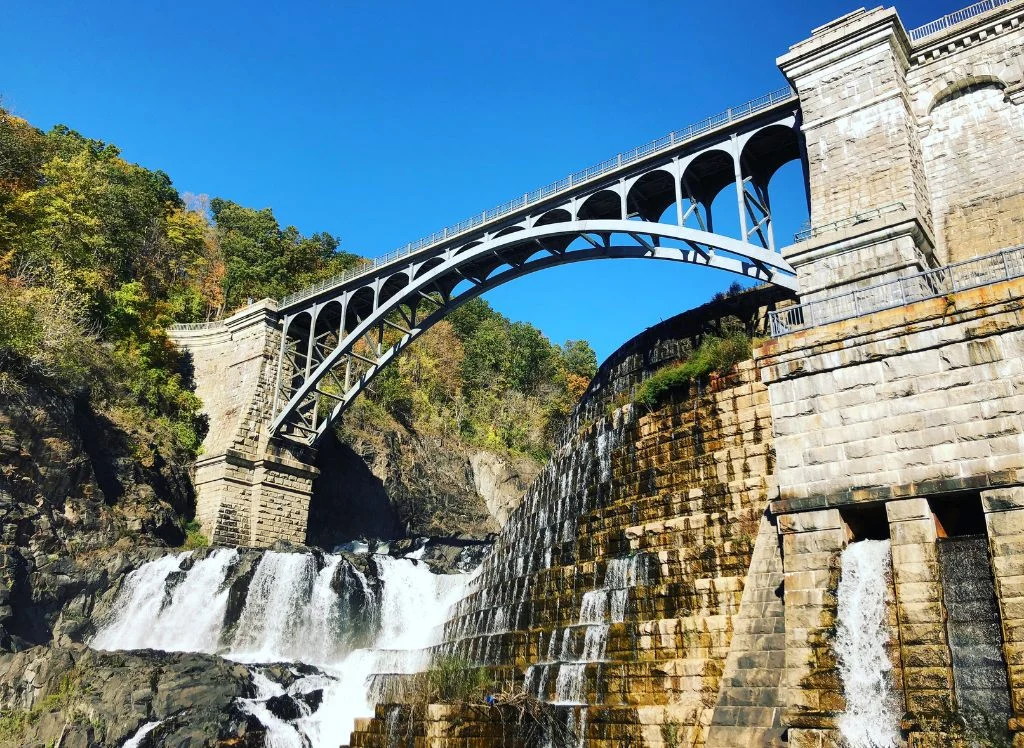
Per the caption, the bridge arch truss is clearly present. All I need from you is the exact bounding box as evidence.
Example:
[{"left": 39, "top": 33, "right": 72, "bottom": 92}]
[{"left": 271, "top": 106, "right": 805, "bottom": 444}]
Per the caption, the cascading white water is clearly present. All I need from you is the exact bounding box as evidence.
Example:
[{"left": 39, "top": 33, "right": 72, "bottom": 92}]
[
  {"left": 92, "top": 548, "right": 473, "bottom": 748},
  {"left": 91, "top": 553, "right": 192, "bottom": 652},
  {"left": 523, "top": 553, "right": 647, "bottom": 706},
  {"left": 92, "top": 549, "right": 239, "bottom": 653},
  {"left": 122, "top": 720, "right": 162, "bottom": 748},
  {"left": 834, "top": 539, "right": 900, "bottom": 748},
  {"left": 311, "top": 555, "right": 476, "bottom": 743},
  {"left": 230, "top": 551, "right": 349, "bottom": 664}
]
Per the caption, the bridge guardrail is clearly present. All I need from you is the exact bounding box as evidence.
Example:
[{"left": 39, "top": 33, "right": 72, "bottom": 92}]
[
  {"left": 279, "top": 86, "right": 796, "bottom": 308},
  {"left": 768, "top": 244, "right": 1024, "bottom": 336},
  {"left": 908, "top": 0, "right": 1012, "bottom": 41}
]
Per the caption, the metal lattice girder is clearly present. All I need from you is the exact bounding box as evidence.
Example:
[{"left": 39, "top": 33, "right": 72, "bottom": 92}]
[
  {"left": 269, "top": 106, "right": 809, "bottom": 444},
  {"left": 270, "top": 219, "right": 797, "bottom": 443}
]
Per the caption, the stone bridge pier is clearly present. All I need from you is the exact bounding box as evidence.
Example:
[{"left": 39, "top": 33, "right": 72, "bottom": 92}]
[{"left": 168, "top": 302, "right": 319, "bottom": 547}]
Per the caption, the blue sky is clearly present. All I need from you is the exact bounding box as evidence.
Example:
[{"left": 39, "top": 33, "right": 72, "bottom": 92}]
[{"left": 3, "top": 0, "right": 960, "bottom": 361}]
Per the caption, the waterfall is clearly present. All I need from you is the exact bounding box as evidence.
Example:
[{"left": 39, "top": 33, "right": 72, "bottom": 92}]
[
  {"left": 121, "top": 720, "right": 162, "bottom": 748},
  {"left": 229, "top": 551, "right": 350, "bottom": 663},
  {"left": 237, "top": 670, "right": 306, "bottom": 748},
  {"left": 93, "top": 549, "right": 238, "bottom": 653},
  {"left": 91, "top": 548, "right": 473, "bottom": 747},
  {"left": 524, "top": 553, "right": 647, "bottom": 705},
  {"left": 312, "top": 555, "right": 476, "bottom": 743},
  {"left": 834, "top": 539, "right": 900, "bottom": 748},
  {"left": 91, "top": 553, "right": 192, "bottom": 652}
]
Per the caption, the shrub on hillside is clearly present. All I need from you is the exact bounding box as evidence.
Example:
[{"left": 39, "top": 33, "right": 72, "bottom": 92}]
[{"left": 0, "top": 276, "right": 108, "bottom": 396}]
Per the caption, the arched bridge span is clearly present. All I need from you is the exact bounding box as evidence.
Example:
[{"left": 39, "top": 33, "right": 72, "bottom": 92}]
[{"left": 272, "top": 100, "right": 806, "bottom": 444}]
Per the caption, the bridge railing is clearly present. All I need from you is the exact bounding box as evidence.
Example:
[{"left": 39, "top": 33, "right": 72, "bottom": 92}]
[
  {"left": 768, "top": 244, "right": 1024, "bottom": 336},
  {"left": 908, "top": 0, "right": 1012, "bottom": 41},
  {"left": 279, "top": 86, "right": 796, "bottom": 308}
]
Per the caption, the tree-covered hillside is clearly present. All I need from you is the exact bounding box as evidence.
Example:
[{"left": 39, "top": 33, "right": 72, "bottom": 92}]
[{"left": 0, "top": 106, "right": 595, "bottom": 464}]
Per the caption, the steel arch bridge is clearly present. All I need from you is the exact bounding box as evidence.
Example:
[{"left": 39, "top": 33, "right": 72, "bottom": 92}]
[{"left": 271, "top": 92, "right": 805, "bottom": 445}]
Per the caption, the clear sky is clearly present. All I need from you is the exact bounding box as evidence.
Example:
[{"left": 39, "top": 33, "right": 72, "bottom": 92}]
[{"left": 3, "top": 0, "right": 962, "bottom": 361}]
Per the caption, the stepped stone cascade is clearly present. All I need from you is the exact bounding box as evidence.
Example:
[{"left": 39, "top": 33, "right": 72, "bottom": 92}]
[{"left": 352, "top": 356, "right": 784, "bottom": 746}]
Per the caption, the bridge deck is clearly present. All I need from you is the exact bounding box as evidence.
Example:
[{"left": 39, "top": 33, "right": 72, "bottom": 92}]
[{"left": 279, "top": 87, "right": 797, "bottom": 311}]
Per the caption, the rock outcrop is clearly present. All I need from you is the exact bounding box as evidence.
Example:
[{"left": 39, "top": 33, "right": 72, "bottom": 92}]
[
  {"left": 0, "top": 381, "right": 195, "bottom": 653},
  {"left": 0, "top": 644, "right": 261, "bottom": 748},
  {"left": 309, "top": 423, "right": 539, "bottom": 546}
]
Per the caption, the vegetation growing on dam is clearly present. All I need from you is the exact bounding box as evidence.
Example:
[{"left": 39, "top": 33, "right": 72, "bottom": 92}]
[
  {"left": 634, "top": 330, "right": 752, "bottom": 409},
  {"left": 0, "top": 106, "right": 595, "bottom": 460}
]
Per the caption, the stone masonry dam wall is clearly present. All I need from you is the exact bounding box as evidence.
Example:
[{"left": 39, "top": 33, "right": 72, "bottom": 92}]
[
  {"left": 351, "top": 301, "right": 785, "bottom": 747},
  {"left": 349, "top": 277, "right": 1024, "bottom": 748}
]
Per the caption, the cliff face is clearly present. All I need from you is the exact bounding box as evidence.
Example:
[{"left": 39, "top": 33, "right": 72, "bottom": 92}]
[
  {"left": 0, "top": 381, "right": 195, "bottom": 652},
  {"left": 0, "top": 645, "right": 262, "bottom": 748},
  {"left": 309, "top": 422, "right": 540, "bottom": 545},
  {"left": 0, "top": 382, "right": 271, "bottom": 745}
]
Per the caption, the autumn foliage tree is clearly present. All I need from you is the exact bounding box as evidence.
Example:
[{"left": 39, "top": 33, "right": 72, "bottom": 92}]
[
  {"left": 0, "top": 104, "right": 599, "bottom": 461},
  {"left": 343, "top": 298, "right": 599, "bottom": 459},
  {"left": 0, "top": 107, "right": 358, "bottom": 454}
]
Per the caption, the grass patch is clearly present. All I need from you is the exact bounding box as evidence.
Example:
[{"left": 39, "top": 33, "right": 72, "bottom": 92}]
[
  {"left": 424, "top": 656, "right": 492, "bottom": 703},
  {"left": 182, "top": 519, "right": 208, "bottom": 549},
  {"left": 0, "top": 667, "right": 84, "bottom": 743},
  {"left": 0, "top": 709, "right": 38, "bottom": 742},
  {"left": 634, "top": 332, "right": 751, "bottom": 410},
  {"left": 661, "top": 719, "right": 682, "bottom": 748}
]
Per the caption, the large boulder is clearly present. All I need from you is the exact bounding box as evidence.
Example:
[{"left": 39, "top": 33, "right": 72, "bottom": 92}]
[{"left": 0, "top": 644, "right": 262, "bottom": 748}]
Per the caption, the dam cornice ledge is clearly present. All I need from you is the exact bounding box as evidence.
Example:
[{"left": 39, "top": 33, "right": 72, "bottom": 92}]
[
  {"left": 909, "top": 0, "right": 1024, "bottom": 63},
  {"left": 757, "top": 275, "right": 1024, "bottom": 381},
  {"left": 770, "top": 475, "right": 1024, "bottom": 516}
]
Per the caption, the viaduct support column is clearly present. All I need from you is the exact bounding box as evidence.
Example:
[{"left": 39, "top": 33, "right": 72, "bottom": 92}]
[
  {"left": 982, "top": 486, "right": 1024, "bottom": 743},
  {"left": 776, "top": 508, "right": 846, "bottom": 747},
  {"left": 168, "top": 301, "right": 319, "bottom": 547}
]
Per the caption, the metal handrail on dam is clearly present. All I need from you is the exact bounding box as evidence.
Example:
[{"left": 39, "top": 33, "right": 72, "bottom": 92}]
[
  {"left": 908, "top": 0, "right": 1012, "bottom": 41},
  {"left": 768, "top": 244, "right": 1024, "bottom": 336}
]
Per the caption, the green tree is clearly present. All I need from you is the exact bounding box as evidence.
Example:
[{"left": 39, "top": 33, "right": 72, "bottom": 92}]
[
  {"left": 461, "top": 316, "right": 510, "bottom": 391},
  {"left": 505, "top": 322, "right": 554, "bottom": 393},
  {"left": 211, "top": 198, "right": 286, "bottom": 307},
  {"left": 211, "top": 197, "right": 360, "bottom": 309},
  {"left": 447, "top": 297, "right": 495, "bottom": 339},
  {"left": 560, "top": 339, "right": 598, "bottom": 381}
]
